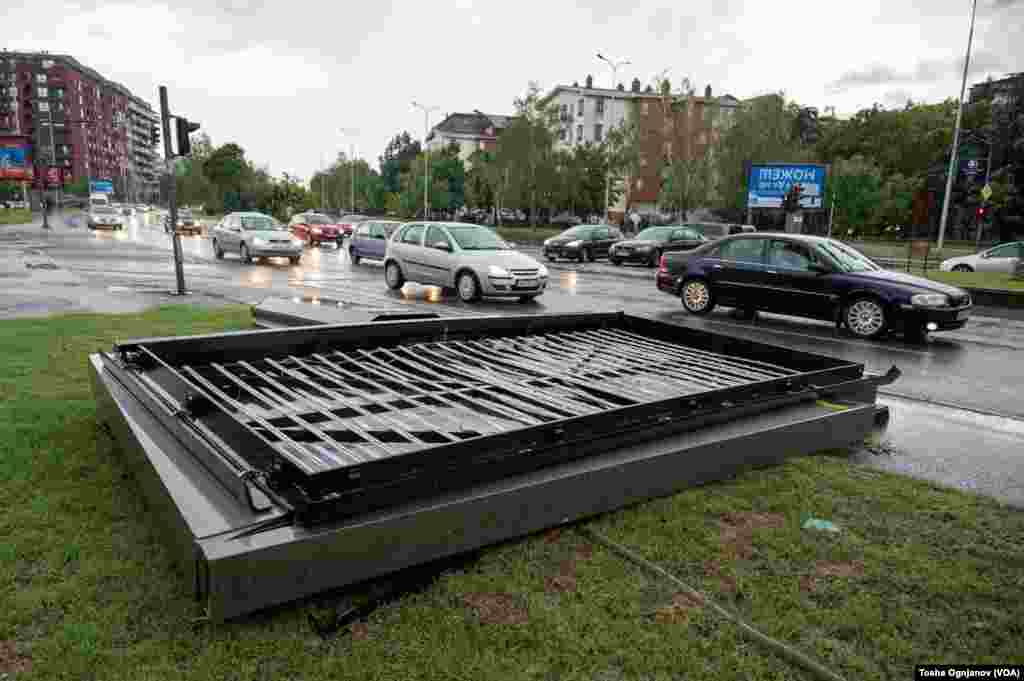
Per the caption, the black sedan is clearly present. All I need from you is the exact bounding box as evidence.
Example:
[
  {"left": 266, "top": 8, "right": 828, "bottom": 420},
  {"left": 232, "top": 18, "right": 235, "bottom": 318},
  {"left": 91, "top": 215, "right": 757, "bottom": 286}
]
[
  {"left": 609, "top": 225, "right": 707, "bottom": 267},
  {"left": 656, "top": 233, "right": 971, "bottom": 341},
  {"left": 542, "top": 224, "right": 622, "bottom": 262}
]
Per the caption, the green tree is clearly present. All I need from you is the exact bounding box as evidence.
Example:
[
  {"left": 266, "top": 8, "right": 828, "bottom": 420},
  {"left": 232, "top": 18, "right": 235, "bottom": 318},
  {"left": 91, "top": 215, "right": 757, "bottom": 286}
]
[
  {"left": 826, "top": 155, "right": 883, "bottom": 235},
  {"left": 203, "top": 143, "right": 249, "bottom": 196},
  {"left": 0, "top": 180, "right": 20, "bottom": 202},
  {"left": 875, "top": 173, "right": 920, "bottom": 229},
  {"left": 603, "top": 117, "right": 641, "bottom": 214}
]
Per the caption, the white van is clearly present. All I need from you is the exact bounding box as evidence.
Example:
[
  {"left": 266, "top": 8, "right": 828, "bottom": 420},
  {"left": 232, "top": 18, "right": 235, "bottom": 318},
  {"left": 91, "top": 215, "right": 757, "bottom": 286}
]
[{"left": 89, "top": 193, "right": 110, "bottom": 209}]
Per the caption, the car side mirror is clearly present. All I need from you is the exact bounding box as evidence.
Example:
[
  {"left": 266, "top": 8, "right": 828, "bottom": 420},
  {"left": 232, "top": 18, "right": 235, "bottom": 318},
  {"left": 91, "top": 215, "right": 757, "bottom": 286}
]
[{"left": 431, "top": 241, "right": 451, "bottom": 251}]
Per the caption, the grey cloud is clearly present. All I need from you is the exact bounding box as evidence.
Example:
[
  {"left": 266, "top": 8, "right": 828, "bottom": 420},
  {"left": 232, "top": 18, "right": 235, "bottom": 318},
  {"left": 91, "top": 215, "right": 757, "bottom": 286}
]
[
  {"left": 86, "top": 24, "right": 113, "bottom": 40},
  {"left": 648, "top": 8, "right": 674, "bottom": 41},
  {"left": 882, "top": 89, "right": 915, "bottom": 108},
  {"left": 827, "top": 51, "right": 1011, "bottom": 93},
  {"left": 214, "top": 0, "right": 265, "bottom": 17},
  {"left": 990, "top": 0, "right": 1022, "bottom": 7}
]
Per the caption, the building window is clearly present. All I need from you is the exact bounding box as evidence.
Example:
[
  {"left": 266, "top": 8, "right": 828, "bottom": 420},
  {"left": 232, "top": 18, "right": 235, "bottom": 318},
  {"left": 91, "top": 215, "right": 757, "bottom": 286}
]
[
  {"left": 42, "top": 59, "right": 54, "bottom": 69},
  {"left": 640, "top": 156, "right": 647, "bottom": 167},
  {"left": 641, "top": 102, "right": 649, "bottom": 115},
  {"left": 559, "top": 128, "right": 566, "bottom": 141},
  {"left": 37, "top": 101, "right": 49, "bottom": 112},
  {"left": 596, "top": 98, "right": 605, "bottom": 116},
  {"left": 35, "top": 73, "right": 47, "bottom": 84},
  {"left": 594, "top": 124, "right": 603, "bottom": 141},
  {"left": 577, "top": 99, "right": 584, "bottom": 116},
  {"left": 576, "top": 124, "right": 583, "bottom": 142},
  {"left": 37, "top": 86, "right": 48, "bottom": 98}
]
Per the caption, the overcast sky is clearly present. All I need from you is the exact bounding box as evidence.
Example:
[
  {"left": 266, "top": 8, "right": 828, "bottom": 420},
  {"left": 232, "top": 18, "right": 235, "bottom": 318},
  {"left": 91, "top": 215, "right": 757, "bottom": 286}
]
[{"left": 7, "top": 0, "right": 1022, "bottom": 184}]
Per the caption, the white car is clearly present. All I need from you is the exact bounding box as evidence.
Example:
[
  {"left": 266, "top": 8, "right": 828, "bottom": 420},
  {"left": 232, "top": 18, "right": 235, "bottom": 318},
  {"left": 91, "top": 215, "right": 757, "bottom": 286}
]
[
  {"left": 940, "top": 241, "right": 1023, "bottom": 274},
  {"left": 88, "top": 205, "right": 123, "bottom": 230}
]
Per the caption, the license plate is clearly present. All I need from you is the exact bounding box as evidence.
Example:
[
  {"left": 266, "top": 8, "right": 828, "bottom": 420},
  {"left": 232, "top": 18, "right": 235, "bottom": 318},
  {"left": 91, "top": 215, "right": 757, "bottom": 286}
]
[
  {"left": 515, "top": 279, "right": 538, "bottom": 288},
  {"left": 956, "top": 310, "right": 969, "bottom": 321}
]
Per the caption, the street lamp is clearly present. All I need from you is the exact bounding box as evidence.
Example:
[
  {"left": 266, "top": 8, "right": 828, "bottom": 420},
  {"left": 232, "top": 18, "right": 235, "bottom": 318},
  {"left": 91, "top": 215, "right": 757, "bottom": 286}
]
[
  {"left": 597, "top": 52, "right": 631, "bottom": 90},
  {"left": 339, "top": 127, "right": 358, "bottom": 212},
  {"left": 412, "top": 101, "right": 439, "bottom": 219},
  {"left": 936, "top": 0, "right": 979, "bottom": 251}
]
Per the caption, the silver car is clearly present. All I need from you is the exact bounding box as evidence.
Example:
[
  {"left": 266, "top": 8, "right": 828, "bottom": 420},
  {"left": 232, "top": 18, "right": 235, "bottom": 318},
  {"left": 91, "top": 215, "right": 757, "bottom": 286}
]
[
  {"left": 210, "top": 211, "right": 304, "bottom": 265},
  {"left": 384, "top": 222, "right": 549, "bottom": 302},
  {"left": 940, "top": 241, "right": 1023, "bottom": 273}
]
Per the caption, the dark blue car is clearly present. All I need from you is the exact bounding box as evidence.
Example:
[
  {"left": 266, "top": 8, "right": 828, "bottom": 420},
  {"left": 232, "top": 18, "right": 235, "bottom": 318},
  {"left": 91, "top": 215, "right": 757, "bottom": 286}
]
[
  {"left": 656, "top": 233, "right": 972, "bottom": 341},
  {"left": 348, "top": 220, "right": 403, "bottom": 264}
]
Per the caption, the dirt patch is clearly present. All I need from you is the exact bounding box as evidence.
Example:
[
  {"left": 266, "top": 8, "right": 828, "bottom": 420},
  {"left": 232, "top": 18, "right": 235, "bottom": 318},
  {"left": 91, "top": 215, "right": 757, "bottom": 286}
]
[
  {"left": 815, "top": 560, "right": 866, "bottom": 578},
  {"left": 544, "top": 560, "right": 578, "bottom": 594},
  {"left": 462, "top": 593, "right": 529, "bottom": 625},
  {"left": 0, "top": 640, "right": 32, "bottom": 675},
  {"left": 718, "top": 512, "right": 786, "bottom": 560},
  {"left": 349, "top": 623, "right": 370, "bottom": 641},
  {"left": 542, "top": 528, "right": 563, "bottom": 544},
  {"left": 799, "top": 575, "right": 818, "bottom": 593},
  {"left": 574, "top": 543, "right": 594, "bottom": 561},
  {"left": 704, "top": 560, "right": 738, "bottom": 593},
  {"left": 654, "top": 592, "right": 705, "bottom": 624}
]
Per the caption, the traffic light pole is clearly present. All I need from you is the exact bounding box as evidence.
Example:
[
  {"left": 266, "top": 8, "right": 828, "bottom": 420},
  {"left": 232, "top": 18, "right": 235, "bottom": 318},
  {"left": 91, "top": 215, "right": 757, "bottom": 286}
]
[{"left": 159, "top": 86, "right": 187, "bottom": 296}]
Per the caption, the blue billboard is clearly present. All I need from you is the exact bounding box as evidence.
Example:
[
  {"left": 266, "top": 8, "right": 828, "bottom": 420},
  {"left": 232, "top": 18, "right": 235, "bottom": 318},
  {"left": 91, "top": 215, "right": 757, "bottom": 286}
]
[
  {"left": 90, "top": 180, "right": 114, "bottom": 194},
  {"left": 0, "top": 144, "right": 32, "bottom": 180},
  {"left": 747, "top": 163, "right": 827, "bottom": 209}
]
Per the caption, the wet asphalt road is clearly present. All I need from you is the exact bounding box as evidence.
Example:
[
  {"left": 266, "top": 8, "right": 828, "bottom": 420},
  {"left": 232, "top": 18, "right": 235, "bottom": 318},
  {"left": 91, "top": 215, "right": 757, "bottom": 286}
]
[{"left": 9, "top": 210, "right": 1023, "bottom": 506}]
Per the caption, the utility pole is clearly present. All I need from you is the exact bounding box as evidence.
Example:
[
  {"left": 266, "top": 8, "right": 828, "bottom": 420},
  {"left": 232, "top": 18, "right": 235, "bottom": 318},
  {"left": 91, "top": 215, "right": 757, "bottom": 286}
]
[
  {"left": 340, "top": 128, "right": 358, "bottom": 212},
  {"left": 598, "top": 54, "right": 631, "bottom": 222},
  {"left": 412, "top": 102, "right": 438, "bottom": 219},
  {"left": 937, "top": 0, "right": 978, "bottom": 252},
  {"left": 159, "top": 86, "right": 186, "bottom": 296}
]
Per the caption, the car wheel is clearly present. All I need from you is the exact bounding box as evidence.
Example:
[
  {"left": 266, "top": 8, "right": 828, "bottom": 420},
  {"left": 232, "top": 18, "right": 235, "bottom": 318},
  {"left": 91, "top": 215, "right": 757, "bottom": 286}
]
[
  {"left": 349, "top": 248, "right": 361, "bottom": 265},
  {"left": 681, "top": 279, "right": 715, "bottom": 315},
  {"left": 610, "top": 257, "right": 622, "bottom": 266},
  {"left": 240, "top": 243, "right": 252, "bottom": 264},
  {"left": 289, "top": 256, "right": 300, "bottom": 265},
  {"left": 844, "top": 297, "right": 888, "bottom": 339},
  {"left": 545, "top": 253, "right": 555, "bottom": 261},
  {"left": 585, "top": 247, "right": 595, "bottom": 263},
  {"left": 212, "top": 239, "right": 224, "bottom": 259},
  {"left": 385, "top": 261, "right": 405, "bottom": 290},
  {"left": 648, "top": 250, "right": 661, "bottom": 268},
  {"left": 457, "top": 271, "right": 481, "bottom": 302},
  {"left": 952, "top": 264, "right": 973, "bottom": 273},
  {"left": 518, "top": 295, "right": 537, "bottom": 303}
]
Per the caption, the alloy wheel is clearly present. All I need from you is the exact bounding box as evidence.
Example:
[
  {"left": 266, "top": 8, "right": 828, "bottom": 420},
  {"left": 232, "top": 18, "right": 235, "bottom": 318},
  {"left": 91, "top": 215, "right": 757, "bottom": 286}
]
[
  {"left": 846, "top": 299, "right": 886, "bottom": 338},
  {"left": 952, "top": 264, "right": 972, "bottom": 273},
  {"left": 682, "top": 280, "right": 713, "bottom": 314},
  {"left": 458, "top": 272, "right": 479, "bottom": 302}
]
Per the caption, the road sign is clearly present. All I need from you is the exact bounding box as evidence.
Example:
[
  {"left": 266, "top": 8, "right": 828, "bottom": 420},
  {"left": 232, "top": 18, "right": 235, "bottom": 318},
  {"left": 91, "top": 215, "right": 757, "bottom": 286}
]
[
  {"left": 981, "top": 184, "right": 992, "bottom": 201},
  {"left": 90, "top": 180, "right": 114, "bottom": 194}
]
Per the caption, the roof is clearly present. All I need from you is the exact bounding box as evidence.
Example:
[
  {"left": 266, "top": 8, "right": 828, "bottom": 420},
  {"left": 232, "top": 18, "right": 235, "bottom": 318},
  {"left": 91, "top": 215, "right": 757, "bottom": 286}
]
[
  {"left": 543, "top": 84, "right": 743, "bottom": 108},
  {"left": 431, "top": 112, "right": 516, "bottom": 138}
]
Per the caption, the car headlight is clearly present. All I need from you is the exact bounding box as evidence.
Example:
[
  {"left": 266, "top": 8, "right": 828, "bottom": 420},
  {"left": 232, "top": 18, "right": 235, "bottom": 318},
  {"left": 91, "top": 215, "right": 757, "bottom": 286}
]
[
  {"left": 538, "top": 264, "right": 549, "bottom": 278},
  {"left": 911, "top": 293, "right": 949, "bottom": 307},
  {"left": 566, "top": 240, "right": 582, "bottom": 248},
  {"left": 543, "top": 238, "right": 551, "bottom": 246},
  {"left": 488, "top": 265, "right": 511, "bottom": 278},
  {"left": 253, "top": 237, "right": 268, "bottom": 246}
]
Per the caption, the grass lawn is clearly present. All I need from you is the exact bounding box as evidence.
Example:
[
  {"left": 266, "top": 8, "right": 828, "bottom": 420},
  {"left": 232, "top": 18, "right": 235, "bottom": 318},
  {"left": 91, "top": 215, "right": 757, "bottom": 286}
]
[
  {"left": 2, "top": 305, "right": 1023, "bottom": 679},
  {"left": 496, "top": 224, "right": 564, "bottom": 243},
  {"left": 926, "top": 271, "right": 1024, "bottom": 293},
  {"left": 0, "top": 209, "right": 33, "bottom": 226}
]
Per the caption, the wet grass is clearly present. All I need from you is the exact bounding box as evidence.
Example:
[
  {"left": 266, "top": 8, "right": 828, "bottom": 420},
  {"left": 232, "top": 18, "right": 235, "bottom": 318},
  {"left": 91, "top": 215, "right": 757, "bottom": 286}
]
[
  {"left": 927, "top": 271, "right": 1024, "bottom": 293},
  {"left": 2, "top": 305, "right": 1023, "bottom": 679},
  {"left": 0, "top": 209, "right": 33, "bottom": 226}
]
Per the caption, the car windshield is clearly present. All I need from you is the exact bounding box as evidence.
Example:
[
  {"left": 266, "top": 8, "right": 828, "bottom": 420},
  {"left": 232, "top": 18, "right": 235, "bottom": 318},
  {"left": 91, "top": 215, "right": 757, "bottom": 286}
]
[
  {"left": 93, "top": 207, "right": 116, "bottom": 214},
  {"left": 239, "top": 215, "right": 277, "bottom": 231},
  {"left": 446, "top": 224, "right": 509, "bottom": 250},
  {"left": 306, "top": 214, "right": 332, "bottom": 224},
  {"left": 636, "top": 227, "right": 674, "bottom": 241},
  {"left": 816, "top": 240, "right": 881, "bottom": 272},
  {"left": 695, "top": 224, "right": 728, "bottom": 238},
  {"left": 341, "top": 214, "right": 367, "bottom": 222}
]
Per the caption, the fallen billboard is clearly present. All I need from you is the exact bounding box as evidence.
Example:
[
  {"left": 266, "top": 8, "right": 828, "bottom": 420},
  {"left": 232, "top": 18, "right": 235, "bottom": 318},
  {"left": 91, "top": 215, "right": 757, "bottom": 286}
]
[
  {"left": 0, "top": 143, "right": 32, "bottom": 181},
  {"left": 747, "top": 163, "right": 827, "bottom": 209}
]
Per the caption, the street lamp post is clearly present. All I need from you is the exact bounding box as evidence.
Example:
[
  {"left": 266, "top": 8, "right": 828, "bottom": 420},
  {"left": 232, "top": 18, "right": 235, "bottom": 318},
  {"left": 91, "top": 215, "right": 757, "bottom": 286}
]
[
  {"left": 936, "top": 0, "right": 978, "bottom": 252},
  {"left": 412, "top": 101, "right": 438, "bottom": 219},
  {"left": 597, "top": 54, "right": 631, "bottom": 223},
  {"left": 339, "top": 128, "right": 358, "bottom": 212}
]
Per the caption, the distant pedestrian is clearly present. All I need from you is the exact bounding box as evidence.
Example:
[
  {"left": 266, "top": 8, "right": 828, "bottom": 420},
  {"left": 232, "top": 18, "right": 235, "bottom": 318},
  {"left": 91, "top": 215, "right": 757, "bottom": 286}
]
[{"left": 629, "top": 210, "right": 641, "bottom": 234}]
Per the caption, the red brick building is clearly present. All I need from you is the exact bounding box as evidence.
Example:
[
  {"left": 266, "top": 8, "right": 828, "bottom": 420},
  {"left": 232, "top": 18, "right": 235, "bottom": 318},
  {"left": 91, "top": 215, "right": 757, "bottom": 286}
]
[{"left": 0, "top": 51, "right": 153, "bottom": 195}]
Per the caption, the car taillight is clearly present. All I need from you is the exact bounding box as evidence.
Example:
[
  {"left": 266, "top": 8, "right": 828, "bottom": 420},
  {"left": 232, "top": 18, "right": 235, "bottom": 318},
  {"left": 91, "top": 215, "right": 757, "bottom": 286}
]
[{"left": 658, "top": 255, "right": 668, "bottom": 272}]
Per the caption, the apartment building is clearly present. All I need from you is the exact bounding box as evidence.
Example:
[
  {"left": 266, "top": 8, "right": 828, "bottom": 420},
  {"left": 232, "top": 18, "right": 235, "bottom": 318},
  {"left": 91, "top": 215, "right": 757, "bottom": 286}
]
[
  {"left": 0, "top": 50, "right": 156, "bottom": 198},
  {"left": 426, "top": 112, "right": 516, "bottom": 163}
]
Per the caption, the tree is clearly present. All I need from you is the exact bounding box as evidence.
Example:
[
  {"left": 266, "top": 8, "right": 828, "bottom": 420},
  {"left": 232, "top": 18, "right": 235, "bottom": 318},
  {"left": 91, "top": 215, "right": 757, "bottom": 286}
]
[
  {"left": 203, "top": 143, "right": 249, "bottom": 197},
  {"left": 603, "top": 117, "right": 641, "bottom": 216},
  {"left": 875, "top": 173, "right": 919, "bottom": 230},
  {"left": 825, "top": 155, "right": 883, "bottom": 235},
  {"left": 0, "top": 180, "right": 20, "bottom": 202}
]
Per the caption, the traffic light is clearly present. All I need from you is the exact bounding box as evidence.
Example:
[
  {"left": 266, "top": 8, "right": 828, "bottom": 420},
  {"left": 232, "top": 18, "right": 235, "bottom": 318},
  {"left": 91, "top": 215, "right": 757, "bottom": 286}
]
[
  {"left": 976, "top": 206, "right": 987, "bottom": 221},
  {"left": 150, "top": 122, "right": 161, "bottom": 149},
  {"left": 175, "top": 117, "right": 201, "bottom": 156}
]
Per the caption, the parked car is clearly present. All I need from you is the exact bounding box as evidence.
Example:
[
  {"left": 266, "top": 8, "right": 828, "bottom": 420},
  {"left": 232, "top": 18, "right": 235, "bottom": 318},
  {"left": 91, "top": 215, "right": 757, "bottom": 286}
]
[
  {"left": 288, "top": 212, "right": 348, "bottom": 247},
  {"left": 690, "top": 222, "right": 756, "bottom": 240},
  {"left": 87, "top": 205, "right": 123, "bottom": 230},
  {"left": 120, "top": 204, "right": 134, "bottom": 216},
  {"left": 542, "top": 224, "right": 623, "bottom": 262},
  {"left": 609, "top": 225, "right": 708, "bottom": 267},
  {"left": 385, "top": 222, "right": 548, "bottom": 303},
  {"left": 656, "top": 233, "right": 972, "bottom": 341},
  {"left": 164, "top": 208, "right": 201, "bottom": 234},
  {"left": 335, "top": 214, "right": 370, "bottom": 238},
  {"left": 550, "top": 212, "right": 582, "bottom": 227},
  {"left": 939, "top": 241, "right": 1023, "bottom": 273},
  {"left": 210, "top": 212, "right": 303, "bottom": 265},
  {"left": 349, "top": 219, "right": 403, "bottom": 264},
  {"left": 135, "top": 204, "right": 150, "bottom": 212}
]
